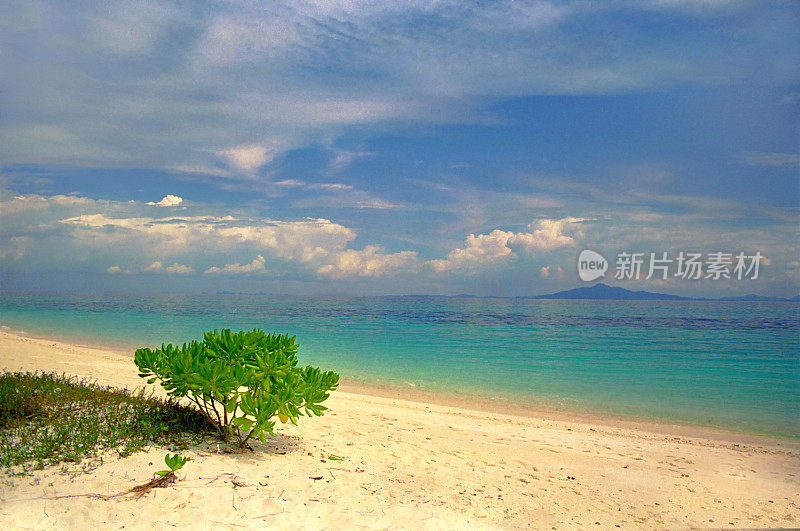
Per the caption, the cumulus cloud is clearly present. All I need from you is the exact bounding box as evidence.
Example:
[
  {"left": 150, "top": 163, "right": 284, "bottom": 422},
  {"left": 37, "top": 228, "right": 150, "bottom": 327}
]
[
  {"left": 59, "top": 207, "right": 425, "bottom": 278},
  {"left": 144, "top": 260, "right": 193, "bottom": 274},
  {"left": 428, "top": 218, "right": 586, "bottom": 272},
  {"left": 2, "top": 191, "right": 432, "bottom": 278},
  {"left": 147, "top": 195, "right": 183, "bottom": 207},
  {"left": 60, "top": 214, "right": 356, "bottom": 263},
  {"left": 165, "top": 262, "right": 194, "bottom": 274},
  {"left": 511, "top": 217, "right": 588, "bottom": 252},
  {"left": 205, "top": 255, "right": 268, "bottom": 275},
  {"left": 4, "top": 189, "right": 797, "bottom": 293},
  {"left": 316, "top": 246, "right": 420, "bottom": 279},
  {"left": 428, "top": 230, "right": 516, "bottom": 273}
]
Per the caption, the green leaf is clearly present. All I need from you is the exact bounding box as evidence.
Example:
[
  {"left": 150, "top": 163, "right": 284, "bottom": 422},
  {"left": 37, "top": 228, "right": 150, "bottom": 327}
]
[
  {"left": 225, "top": 395, "right": 238, "bottom": 413},
  {"left": 232, "top": 417, "right": 254, "bottom": 431}
]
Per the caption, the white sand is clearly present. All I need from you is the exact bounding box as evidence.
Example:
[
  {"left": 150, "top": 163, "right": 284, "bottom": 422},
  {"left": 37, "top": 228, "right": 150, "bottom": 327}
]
[{"left": 1, "top": 330, "right": 798, "bottom": 529}]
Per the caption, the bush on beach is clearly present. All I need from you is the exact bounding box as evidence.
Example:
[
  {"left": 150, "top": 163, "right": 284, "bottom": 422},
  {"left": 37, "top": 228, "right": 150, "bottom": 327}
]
[{"left": 135, "top": 328, "right": 339, "bottom": 448}]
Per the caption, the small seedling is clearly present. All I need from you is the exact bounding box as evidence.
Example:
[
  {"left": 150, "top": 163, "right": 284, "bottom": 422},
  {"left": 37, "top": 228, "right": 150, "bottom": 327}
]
[
  {"left": 125, "top": 453, "right": 187, "bottom": 499},
  {"left": 156, "top": 453, "right": 187, "bottom": 476}
]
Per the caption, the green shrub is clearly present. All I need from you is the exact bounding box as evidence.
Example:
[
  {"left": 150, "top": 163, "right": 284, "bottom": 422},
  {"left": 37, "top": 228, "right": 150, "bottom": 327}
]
[{"left": 135, "top": 329, "right": 339, "bottom": 447}]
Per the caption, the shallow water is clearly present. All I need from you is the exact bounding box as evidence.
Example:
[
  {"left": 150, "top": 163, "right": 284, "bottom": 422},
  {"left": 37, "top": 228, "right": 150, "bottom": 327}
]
[{"left": 1, "top": 292, "right": 798, "bottom": 437}]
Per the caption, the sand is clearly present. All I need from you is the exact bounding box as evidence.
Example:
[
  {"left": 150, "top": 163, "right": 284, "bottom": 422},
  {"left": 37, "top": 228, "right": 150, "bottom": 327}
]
[{"left": 0, "top": 330, "right": 798, "bottom": 529}]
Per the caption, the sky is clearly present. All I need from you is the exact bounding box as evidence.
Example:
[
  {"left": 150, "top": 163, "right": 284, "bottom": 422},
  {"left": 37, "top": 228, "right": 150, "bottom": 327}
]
[{"left": 0, "top": 0, "right": 798, "bottom": 297}]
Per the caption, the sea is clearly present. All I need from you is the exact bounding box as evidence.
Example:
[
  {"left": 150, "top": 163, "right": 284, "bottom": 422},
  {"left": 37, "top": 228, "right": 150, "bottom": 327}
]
[{"left": 1, "top": 291, "right": 798, "bottom": 438}]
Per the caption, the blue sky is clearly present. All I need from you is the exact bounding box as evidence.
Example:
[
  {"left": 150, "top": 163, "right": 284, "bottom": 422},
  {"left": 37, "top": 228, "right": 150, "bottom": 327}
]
[{"left": 1, "top": 0, "right": 798, "bottom": 297}]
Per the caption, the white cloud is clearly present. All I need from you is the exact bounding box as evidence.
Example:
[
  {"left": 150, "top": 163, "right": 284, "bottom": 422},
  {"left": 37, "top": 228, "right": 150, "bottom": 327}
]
[
  {"left": 510, "top": 217, "right": 587, "bottom": 252},
  {"left": 60, "top": 213, "right": 357, "bottom": 263},
  {"left": 147, "top": 195, "right": 183, "bottom": 207},
  {"left": 428, "top": 229, "right": 515, "bottom": 273},
  {"left": 106, "top": 265, "right": 122, "bottom": 274},
  {"left": 1, "top": 1, "right": 795, "bottom": 170},
  {"left": 316, "top": 246, "right": 420, "bottom": 278},
  {"left": 4, "top": 189, "right": 797, "bottom": 292},
  {"left": 0, "top": 194, "right": 95, "bottom": 216},
  {"left": 57, "top": 206, "right": 422, "bottom": 278},
  {"left": 144, "top": 260, "right": 193, "bottom": 274},
  {"left": 428, "top": 218, "right": 585, "bottom": 272},
  {"left": 216, "top": 141, "right": 284, "bottom": 174},
  {"left": 165, "top": 262, "right": 194, "bottom": 274},
  {"left": 205, "top": 255, "right": 268, "bottom": 275},
  {"left": 539, "top": 266, "right": 550, "bottom": 278},
  {"left": 145, "top": 261, "right": 163, "bottom": 271}
]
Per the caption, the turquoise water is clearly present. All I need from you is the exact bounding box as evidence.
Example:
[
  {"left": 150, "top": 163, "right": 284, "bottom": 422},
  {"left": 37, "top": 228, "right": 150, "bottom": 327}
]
[{"left": 1, "top": 292, "right": 798, "bottom": 438}]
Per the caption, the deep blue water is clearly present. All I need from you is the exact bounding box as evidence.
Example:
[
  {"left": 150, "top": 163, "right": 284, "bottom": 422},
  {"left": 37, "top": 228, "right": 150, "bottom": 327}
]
[{"left": 1, "top": 292, "right": 798, "bottom": 437}]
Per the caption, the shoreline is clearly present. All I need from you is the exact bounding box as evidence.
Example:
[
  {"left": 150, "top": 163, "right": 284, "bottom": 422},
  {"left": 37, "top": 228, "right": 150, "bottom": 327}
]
[
  {"left": 1, "top": 329, "right": 799, "bottom": 528},
  {"left": 2, "top": 326, "right": 795, "bottom": 446},
  {"left": 338, "top": 378, "right": 799, "bottom": 448}
]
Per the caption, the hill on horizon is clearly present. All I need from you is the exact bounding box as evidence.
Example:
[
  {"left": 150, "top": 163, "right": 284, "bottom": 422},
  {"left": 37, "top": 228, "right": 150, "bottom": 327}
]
[{"left": 527, "top": 283, "right": 797, "bottom": 301}]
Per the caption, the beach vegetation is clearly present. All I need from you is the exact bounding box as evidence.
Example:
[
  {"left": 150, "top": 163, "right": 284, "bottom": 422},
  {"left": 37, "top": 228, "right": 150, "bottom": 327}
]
[
  {"left": 0, "top": 371, "right": 214, "bottom": 473},
  {"left": 122, "top": 452, "right": 189, "bottom": 500},
  {"left": 0, "top": 374, "right": 44, "bottom": 428},
  {"left": 156, "top": 452, "right": 187, "bottom": 476},
  {"left": 134, "top": 328, "right": 339, "bottom": 448}
]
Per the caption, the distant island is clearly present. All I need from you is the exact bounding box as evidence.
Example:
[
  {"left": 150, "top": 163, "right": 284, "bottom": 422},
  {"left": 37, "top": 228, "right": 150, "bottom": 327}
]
[
  {"left": 210, "top": 284, "right": 799, "bottom": 301},
  {"left": 527, "top": 283, "right": 800, "bottom": 302}
]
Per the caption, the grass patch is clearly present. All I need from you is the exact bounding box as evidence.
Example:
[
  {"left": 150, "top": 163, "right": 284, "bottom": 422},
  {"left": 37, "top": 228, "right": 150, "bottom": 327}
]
[{"left": 0, "top": 371, "right": 216, "bottom": 473}]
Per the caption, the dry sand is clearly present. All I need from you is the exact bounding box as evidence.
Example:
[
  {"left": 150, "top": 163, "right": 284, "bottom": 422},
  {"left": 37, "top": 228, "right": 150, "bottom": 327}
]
[{"left": 0, "top": 330, "right": 798, "bottom": 529}]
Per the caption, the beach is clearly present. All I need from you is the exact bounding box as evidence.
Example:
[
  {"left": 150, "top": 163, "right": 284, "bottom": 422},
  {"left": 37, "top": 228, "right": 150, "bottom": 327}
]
[{"left": 1, "top": 330, "right": 798, "bottom": 529}]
